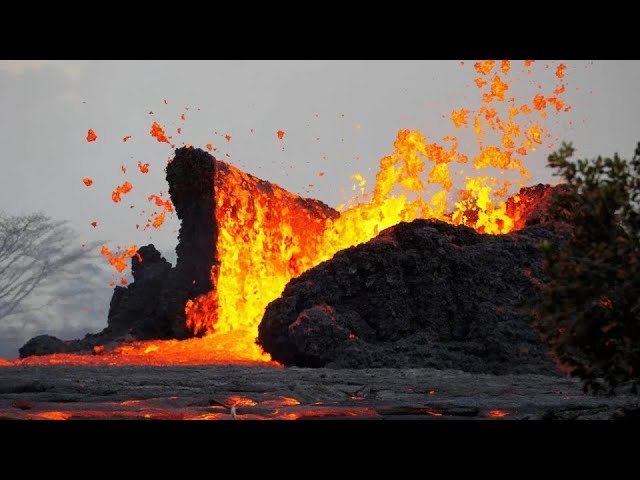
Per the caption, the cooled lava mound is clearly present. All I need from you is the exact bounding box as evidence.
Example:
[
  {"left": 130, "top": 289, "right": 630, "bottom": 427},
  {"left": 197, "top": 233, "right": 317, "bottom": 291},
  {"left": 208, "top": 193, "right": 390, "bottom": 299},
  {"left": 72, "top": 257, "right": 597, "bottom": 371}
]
[{"left": 258, "top": 218, "right": 559, "bottom": 374}]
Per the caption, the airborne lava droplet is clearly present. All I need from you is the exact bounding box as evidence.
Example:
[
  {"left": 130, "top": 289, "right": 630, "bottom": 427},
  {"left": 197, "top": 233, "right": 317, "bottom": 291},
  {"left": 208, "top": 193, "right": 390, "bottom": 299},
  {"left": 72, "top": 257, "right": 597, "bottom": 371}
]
[
  {"left": 147, "top": 194, "right": 174, "bottom": 229},
  {"left": 277, "top": 130, "right": 285, "bottom": 140},
  {"left": 474, "top": 77, "right": 487, "bottom": 88},
  {"left": 150, "top": 121, "right": 170, "bottom": 144},
  {"left": 82, "top": 177, "right": 93, "bottom": 187},
  {"left": 123, "top": 135, "right": 132, "bottom": 142},
  {"left": 137, "top": 161, "right": 150, "bottom": 174},
  {"left": 86, "top": 129, "right": 97, "bottom": 142},
  {"left": 532, "top": 94, "right": 546, "bottom": 110},
  {"left": 556, "top": 63, "right": 567, "bottom": 79},
  {"left": 112, "top": 181, "right": 133, "bottom": 203},
  {"left": 224, "top": 134, "right": 232, "bottom": 142},
  {"left": 451, "top": 108, "right": 470, "bottom": 128},
  {"left": 206, "top": 144, "right": 214, "bottom": 151},
  {"left": 101, "top": 245, "right": 138, "bottom": 273},
  {"left": 474, "top": 60, "right": 495, "bottom": 75},
  {"left": 91, "top": 221, "right": 97, "bottom": 228}
]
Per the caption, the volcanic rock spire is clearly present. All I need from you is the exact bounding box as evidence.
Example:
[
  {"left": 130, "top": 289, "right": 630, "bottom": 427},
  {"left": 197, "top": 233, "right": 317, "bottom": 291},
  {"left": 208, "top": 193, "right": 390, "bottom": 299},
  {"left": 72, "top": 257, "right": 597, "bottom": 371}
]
[{"left": 160, "top": 147, "right": 217, "bottom": 338}]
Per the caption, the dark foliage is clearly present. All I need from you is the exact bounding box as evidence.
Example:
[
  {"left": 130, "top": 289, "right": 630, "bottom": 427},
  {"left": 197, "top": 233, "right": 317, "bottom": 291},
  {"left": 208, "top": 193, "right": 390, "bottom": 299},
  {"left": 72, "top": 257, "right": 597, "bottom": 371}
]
[{"left": 535, "top": 142, "right": 640, "bottom": 393}]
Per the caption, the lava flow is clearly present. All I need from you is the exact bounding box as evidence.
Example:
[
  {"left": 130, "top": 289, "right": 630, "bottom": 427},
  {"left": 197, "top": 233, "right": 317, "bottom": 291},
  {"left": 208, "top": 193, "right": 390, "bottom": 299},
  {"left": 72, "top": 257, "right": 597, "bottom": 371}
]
[{"left": 8, "top": 60, "right": 571, "bottom": 367}]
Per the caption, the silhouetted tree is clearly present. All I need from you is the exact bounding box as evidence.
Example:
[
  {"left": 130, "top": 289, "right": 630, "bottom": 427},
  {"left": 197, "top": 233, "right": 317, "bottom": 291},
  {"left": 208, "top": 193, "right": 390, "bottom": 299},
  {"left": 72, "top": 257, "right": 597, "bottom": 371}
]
[
  {"left": 0, "top": 212, "right": 89, "bottom": 321},
  {"left": 535, "top": 142, "right": 640, "bottom": 393}
]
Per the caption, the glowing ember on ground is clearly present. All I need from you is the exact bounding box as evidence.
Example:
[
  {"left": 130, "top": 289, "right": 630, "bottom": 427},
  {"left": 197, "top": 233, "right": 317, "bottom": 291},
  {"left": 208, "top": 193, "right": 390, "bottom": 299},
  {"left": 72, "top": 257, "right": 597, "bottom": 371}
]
[
  {"left": 423, "top": 408, "right": 443, "bottom": 417},
  {"left": 224, "top": 396, "right": 258, "bottom": 407},
  {"left": 37, "top": 411, "right": 72, "bottom": 420},
  {"left": 485, "top": 409, "right": 510, "bottom": 418},
  {"left": 261, "top": 397, "right": 301, "bottom": 407}
]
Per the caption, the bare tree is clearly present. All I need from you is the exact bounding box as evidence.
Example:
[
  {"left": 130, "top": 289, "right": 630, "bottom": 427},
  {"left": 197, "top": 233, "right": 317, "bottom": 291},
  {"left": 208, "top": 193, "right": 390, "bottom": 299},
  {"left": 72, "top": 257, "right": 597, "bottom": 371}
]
[{"left": 0, "top": 211, "right": 92, "bottom": 321}]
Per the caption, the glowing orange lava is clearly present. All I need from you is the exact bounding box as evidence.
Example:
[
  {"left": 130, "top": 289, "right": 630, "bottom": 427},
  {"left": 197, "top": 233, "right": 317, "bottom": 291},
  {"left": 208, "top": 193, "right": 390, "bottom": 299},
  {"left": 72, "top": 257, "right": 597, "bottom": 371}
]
[
  {"left": 137, "top": 161, "right": 150, "bottom": 174},
  {"left": 100, "top": 245, "right": 138, "bottom": 273},
  {"left": 147, "top": 194, "right": 174, "bottom": 229},
  {"left": 111, "top": 181, "right": 133, "bottom": 203},
  {"left": 150, "top": 121, "right": 170, "bottom": 144},
  {"left": 86, "top": 129, "right": 97, "bottom": 142},
  {"left": 486, "top": 409, "right": 510, "bottom": 418}
]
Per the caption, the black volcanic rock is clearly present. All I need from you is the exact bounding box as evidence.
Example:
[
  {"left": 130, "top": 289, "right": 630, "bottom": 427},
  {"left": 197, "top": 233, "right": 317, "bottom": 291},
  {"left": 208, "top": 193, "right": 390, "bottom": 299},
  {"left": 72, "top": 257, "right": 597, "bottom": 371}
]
[
  {"left": 107, "top": 244, "right": 173, "bottom": 339},
  {"left": 159, "top": 147, "right": 217, "bottom": 338},
  {"left": 258, "top": 219, "right": 559, "bottom": 375},
  {"left": 19, "top": 335, "right": 68, "bottom": 358}
]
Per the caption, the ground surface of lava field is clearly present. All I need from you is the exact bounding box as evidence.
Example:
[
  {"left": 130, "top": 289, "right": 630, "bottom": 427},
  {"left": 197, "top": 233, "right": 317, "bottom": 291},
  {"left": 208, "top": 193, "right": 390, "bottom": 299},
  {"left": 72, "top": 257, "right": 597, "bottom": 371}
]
[{"left": 1, "top": 366, "right": 638, "bottom": 420}]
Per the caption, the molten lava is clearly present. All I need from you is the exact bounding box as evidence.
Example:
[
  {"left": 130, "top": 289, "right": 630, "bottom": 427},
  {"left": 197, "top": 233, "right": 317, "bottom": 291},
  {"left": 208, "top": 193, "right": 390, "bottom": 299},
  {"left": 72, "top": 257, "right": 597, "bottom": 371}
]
[
  {"left": 100, "top": 245, "right": 139, "bottom": 273},
  {"left": 111, "top": 181, "right": 133, "bottom": 203},
  {"left": 86, "top": 129, "right": 97, "bottom": 142}
]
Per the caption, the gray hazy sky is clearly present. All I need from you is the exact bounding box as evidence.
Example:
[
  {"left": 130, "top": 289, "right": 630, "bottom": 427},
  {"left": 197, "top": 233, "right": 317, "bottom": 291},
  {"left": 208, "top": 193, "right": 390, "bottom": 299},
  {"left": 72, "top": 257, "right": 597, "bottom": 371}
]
[{"left": 1, "top": 60, "right": 639, "bottom": 356}]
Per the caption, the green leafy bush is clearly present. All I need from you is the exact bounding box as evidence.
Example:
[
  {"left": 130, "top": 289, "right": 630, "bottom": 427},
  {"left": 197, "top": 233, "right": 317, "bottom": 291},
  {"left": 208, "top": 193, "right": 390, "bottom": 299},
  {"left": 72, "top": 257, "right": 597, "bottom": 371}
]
[{"left": 535, "top": 142, "right": 640, "bottom": 393}]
